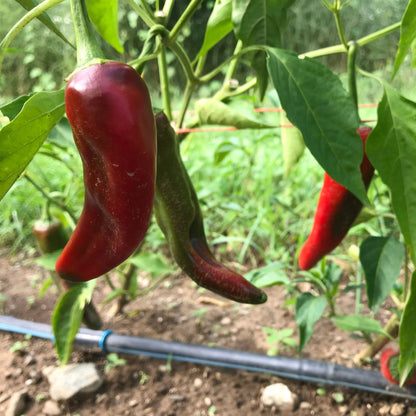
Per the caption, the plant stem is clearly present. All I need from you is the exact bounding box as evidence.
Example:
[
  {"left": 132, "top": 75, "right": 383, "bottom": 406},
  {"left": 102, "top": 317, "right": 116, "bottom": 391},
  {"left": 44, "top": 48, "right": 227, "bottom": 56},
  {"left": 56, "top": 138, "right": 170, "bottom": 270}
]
[
  {"left": 158, "top": 42, "right": 173, "bottom": 120},
  {"left": 347, "top": 41, "right": 358, "bottom": 109},
  {"left": 70, "top": 0, "right": 104, "bottom": 66},
  {"left": 164, "top": 37, "right": 198, "bottom": 84},
  {"left": 24, "top": 173, "right": 78, "bottom": 223},
  {"left": 300, "top": 21, "right": 401, "bottom": 59},
  {"left": 333, "top": 0, "right": 348, "bottom": 48},
  {"left": 0, "top": 0, "right": 65, "bottom": 74},
  {"left": 357, "top": 22, "right": 401, "bottom": 48},
  {"left": 169, "top": 0, "right": 203, "bottom": 41},
  {"left": 176, "top": 82, "right": 195, "bottom": 129},
  {"left": 139, "top": 0, "right": 154, "bottom": 20},
  {"left": 162, "top": 0, "right": 175, "bottom": 21},
  {"left": 214, "top": 78, "right": 257, "bottom": 101},
  {"left": 126, "top": 0, "right": 157, "bottom": 28}
]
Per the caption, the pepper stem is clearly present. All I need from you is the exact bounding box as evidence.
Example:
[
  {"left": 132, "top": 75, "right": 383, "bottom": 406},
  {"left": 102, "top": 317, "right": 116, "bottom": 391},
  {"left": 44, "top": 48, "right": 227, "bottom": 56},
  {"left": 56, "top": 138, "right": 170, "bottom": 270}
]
[
  {"left": 70, "top": 0, "right": 104, "bottom": 66},
  {"left": 347, "top": 40, "right": 358, "bottom": 111}
]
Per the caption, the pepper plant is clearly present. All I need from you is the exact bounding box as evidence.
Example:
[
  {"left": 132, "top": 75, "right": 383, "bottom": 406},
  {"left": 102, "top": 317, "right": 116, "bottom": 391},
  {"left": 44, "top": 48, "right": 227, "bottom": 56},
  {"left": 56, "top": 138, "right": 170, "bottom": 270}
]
[{"left": 1, "top": 0, "right": 416, "bottom": 386}]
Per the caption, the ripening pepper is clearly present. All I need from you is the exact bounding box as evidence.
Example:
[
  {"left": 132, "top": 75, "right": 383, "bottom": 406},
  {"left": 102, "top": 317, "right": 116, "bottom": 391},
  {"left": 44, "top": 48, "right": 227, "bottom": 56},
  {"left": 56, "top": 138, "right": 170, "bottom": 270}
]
[
  {"left": 153, "top": 112, "right": 267, "bottom": 304},
  {"left": 34, "top": 220, "right": 102, "bottom": 329},
  {"left": 55, "top": 61, "right": 156, "bottom": 282},
  {"left": 298, "top": 127, "right": 374, "bottom": 271},
  {"left": 380, "top": 349, "right": 416, "bottom": 386}
]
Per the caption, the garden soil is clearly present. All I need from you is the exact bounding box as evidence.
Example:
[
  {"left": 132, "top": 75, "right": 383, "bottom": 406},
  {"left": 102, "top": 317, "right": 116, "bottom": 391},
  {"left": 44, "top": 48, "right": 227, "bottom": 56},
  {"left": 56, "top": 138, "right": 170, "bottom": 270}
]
[{"left": 0, "top": 248, "right": 415, "bottom": 416}]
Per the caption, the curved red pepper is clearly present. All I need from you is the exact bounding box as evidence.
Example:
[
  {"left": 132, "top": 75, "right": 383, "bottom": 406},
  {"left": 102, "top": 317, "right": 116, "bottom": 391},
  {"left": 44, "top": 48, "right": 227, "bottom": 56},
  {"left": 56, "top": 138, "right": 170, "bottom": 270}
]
[
  {"left": 380, "top": 349, "right": 416, "bottom": 386},
  {"left": 56, "top": 61, "right": 156, "bottom": 282},
  {"left": 154, "top": 112, "right": 267, "bottom": 304},
  {"left": 298, "top": 127, "right": 374, "bottom": 271}
]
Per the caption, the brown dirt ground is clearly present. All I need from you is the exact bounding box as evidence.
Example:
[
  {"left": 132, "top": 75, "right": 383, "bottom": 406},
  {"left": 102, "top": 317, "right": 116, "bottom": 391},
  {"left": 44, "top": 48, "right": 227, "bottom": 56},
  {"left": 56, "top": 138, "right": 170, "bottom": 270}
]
[{"left": 0, "top": 248, "right": 416, "bottom": 416}]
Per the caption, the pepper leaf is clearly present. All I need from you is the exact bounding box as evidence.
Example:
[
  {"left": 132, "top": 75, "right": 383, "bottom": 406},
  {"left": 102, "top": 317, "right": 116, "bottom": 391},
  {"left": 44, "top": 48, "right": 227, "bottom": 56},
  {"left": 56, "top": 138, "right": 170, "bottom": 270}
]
[
  {"left": 0, "top": 89, "right": 65, "bottom": 202},
  {"left": 195, "top": 98, "right": 275, "bottom": 129},
  {"left": 266, "top": 47, "right": 368, "bottom": 204},
  {"left": 366, "top": 84, "right": 416, "bottom": 263},
  {"left": 232, "top": 0, "right": 295, "bottom": 47},
  {"left": 360, "top": 236, "right": 405, "bottom": 313},
  {"left": 232, "top": 0, "right": 295, "bottom": 99},
  {"left": 85, "top": 0, "right": 124, "bottom": 53},
  {"left": 392, "top": 0, "right": 416, "bottom": 79},
  {"left": 52, "top": 281, "right": 96, "bottom": 364},
  {"left": 197, "top": 0, "right": 233, "bottom": 58},
  {"left": 399, "top": 272, "right": 416, "bottom": 386},
  {"left": 295, "top": 293, "right": 326, "bottom": 354},
  {"left": 331, "top": 315, "right": 391, "bottom": 338}
]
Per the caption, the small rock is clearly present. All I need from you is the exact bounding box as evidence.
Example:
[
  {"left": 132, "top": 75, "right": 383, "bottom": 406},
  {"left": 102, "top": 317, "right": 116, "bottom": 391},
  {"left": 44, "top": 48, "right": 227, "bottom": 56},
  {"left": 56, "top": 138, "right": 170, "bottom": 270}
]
[
  {"left": 221, "top": 317, "right": 231, "bottom": 325},
  {"left": 169, "top": 394, "right": 186, "bottom": 402},
  {"left": 339, "top": 405, "right": 348, "bottom": 415},
  {"left": 390, "top": 403, "right": 406, "bottom": 416},
  {"left": 193, "top": 378, "right": 203, "bottom": 388},
  {"left": 42, "top": 400, "right": 61, "bottom": 415},
  {"left": 379, "top": 404, "right": 390, "bottom": 415},
  {"left": 299, "top": 401, "right": 312, "bottom": 410},
  {"left": 45, "top": 363, "right": 103, "bottom": 401},
  {"left": 95, "top": 393, "right": 107, "bottom": 404},
  {"left": 204, "top": 397, "right": 212, "bottom": 406},
  {"left": 6, "top": 389, "right": 29, "bottom": 416},
  {"left": 12, "top": 368, "right": 23, "bottom": 378},
  {"left": 128, "top": 399, "right": 138, "bottom": 408},
  {"left": 261, "top": 383, "right": 298, "bottom": 411},
  {"left": 24, "top": 354, "right": 36, "bottom": 366}
]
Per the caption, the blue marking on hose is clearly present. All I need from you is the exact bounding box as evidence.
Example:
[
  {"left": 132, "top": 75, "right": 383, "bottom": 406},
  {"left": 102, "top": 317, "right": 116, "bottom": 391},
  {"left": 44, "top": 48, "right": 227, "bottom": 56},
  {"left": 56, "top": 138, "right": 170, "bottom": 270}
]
[{"left": 99, "top": 329, "right": 113, "bottom": 353}]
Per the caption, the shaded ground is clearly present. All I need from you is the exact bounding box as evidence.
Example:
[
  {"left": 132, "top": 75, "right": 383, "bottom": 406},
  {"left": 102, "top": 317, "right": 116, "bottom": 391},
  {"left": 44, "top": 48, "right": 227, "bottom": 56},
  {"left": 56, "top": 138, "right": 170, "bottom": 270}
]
[{"left": 0, "top": 248, "right": 415, "bottom": 415}]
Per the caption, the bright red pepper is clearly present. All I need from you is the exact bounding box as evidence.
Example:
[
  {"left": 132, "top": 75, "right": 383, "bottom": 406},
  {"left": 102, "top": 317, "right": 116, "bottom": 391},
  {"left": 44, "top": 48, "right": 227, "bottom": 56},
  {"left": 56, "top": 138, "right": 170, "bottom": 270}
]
[
  {"left": 55, "top": 61, "right": 156, "bottom": 282},
  {"left": 380, "top": 349, "right": 416, "bottom": 386},
  {"left": 298, "top": 127, "right": 374, "bottom": 271},
  {"left": 154, "top": 112, "right": 267, "bottom": 304}
]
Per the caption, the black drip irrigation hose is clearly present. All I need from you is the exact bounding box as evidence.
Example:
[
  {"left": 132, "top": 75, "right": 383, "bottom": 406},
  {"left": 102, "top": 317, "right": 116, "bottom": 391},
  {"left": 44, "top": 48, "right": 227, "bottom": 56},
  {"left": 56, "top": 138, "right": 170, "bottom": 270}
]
[{"left": 1, "top": 315, "right": 416, "bottom": 400}]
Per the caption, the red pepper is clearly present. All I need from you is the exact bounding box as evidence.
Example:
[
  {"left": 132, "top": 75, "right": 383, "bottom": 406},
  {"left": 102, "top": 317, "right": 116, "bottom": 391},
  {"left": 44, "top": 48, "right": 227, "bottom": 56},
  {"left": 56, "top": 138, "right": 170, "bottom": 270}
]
[
  {"left": 380, "top": 349, "right": 416, "bottom": 386},
  {"left": 298, "top": 127, "right": 374, "bottom": 271},
  {"left": 55, "top": 61, "right": 156, "bottom": 282},
  {"left": 154, "top": 112, "right": 267, "bottom": 304}
]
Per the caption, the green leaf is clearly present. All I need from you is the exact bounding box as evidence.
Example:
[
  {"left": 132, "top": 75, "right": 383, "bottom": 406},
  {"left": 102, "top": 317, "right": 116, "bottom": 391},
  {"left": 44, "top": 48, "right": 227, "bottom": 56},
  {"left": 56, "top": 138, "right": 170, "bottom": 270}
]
[
  {"left": 101, "top": 289, "right": 127, "bottom": 305},
  {"left": 195, "top": 98, "right": 275, "bottom": 129},
  {"left": 332, "top": 315, "right": 390, "bottom": 337},
  {"left": 197, "top": 0, "right": 233, "bottom": 58},
  {"left": 360, "top": 236, "right": 405, "bottom": 313},
  {"left": 266, "top": 48, "right": 367, "bottom": 204},
  {"left": 245, "top": 262, "right": 290, "bottom": 288},
  {"left": 0, "top": 93, "right": 35, "bottom": 120},
  {"left": 34, "top": 251, "right": 62, "bottom": 271},
  {"left": 295, "top": 293, "right": 326, "bottom": 353},
  {"left": 52, "top": 281, "right": 95, "bottom": 364},
  {"left": 129, "top": 252, "right": 171, "bottom": 279},
  {"left": 366, "top": 84, "right": 416, "bottom": 263},
  {"left": 399, "top": 272, "right": 416, "bottom": 385},
  {"left": 38, "top": 276, "right": 52, "bottom": 298},
  {"left": 0, "top": 89, "right": 65, "bottom": 202},
  {"left": 214, "top": 141, "right": 239, "bottom": 164},
  {"left": 392, "top": 0, "right": 416, "bottom": 78},
  {"left": 85, "top": 0, "right": 124, "bottom": 53},
  {"left": 280, "top": 110, "right": 305, "bottom": 178},
  {"left": 232, "top": 0, "right": 295, "bottom": 47},
  {"left": 15, "top": 0, "right": 74, "bottom": 47}
]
